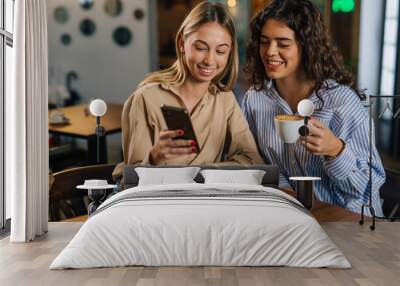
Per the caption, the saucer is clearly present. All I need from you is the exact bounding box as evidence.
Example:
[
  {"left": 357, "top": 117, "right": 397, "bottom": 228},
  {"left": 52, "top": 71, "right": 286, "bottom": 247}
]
[
  {"left": 77, "top": 179, "right": 116, "bottom": 190},
  {"left": 289, "top": 177, "right": 321, "bottom": 181}
]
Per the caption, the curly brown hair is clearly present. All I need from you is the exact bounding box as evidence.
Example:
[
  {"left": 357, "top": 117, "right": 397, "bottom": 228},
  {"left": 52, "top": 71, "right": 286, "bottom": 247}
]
[{"left": 244, "top": 0, "right": 364, "bottom": 99}]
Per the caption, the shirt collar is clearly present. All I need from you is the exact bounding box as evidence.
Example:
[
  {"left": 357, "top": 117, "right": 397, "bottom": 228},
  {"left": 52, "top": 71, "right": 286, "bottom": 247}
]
[
  {"left": 159, "top": 82, "right": 217, "bottom": 111},
  {"left": 265, "top": 80, "right": 273, "bottom": 90},
  {"left": 160, "top": 82, "right": 219, "bottom": 96},
  {"left": 265, "top": 79, "right": 325, "bottom": 110},
  {"left": 160, "top": 83, "right": 179, "bottom": 95}
]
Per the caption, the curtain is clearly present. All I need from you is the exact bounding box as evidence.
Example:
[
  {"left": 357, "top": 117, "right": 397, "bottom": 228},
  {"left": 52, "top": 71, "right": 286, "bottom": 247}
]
[{"left": 7, "top": 0, "right": 48, "bottom": 242}]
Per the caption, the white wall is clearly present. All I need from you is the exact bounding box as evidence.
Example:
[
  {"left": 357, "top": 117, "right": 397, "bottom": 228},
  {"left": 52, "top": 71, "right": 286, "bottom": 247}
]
[
  {"left": 47, "top": 0, "right": 153, "bottom": 104},
  {"left": 357, "top": 0, "right": 384, "bottom": 94}
]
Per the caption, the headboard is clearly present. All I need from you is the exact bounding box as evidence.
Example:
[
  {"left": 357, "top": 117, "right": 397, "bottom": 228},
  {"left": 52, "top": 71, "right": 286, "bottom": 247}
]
[{"left": 123, "top": 165, "right": 280, "bottom": 190}]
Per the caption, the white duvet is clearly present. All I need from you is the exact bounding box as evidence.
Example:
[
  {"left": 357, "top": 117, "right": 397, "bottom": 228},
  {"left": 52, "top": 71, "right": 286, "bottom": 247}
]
[{"left": 50, "top": 183, "right": 351, "bottom": 269}]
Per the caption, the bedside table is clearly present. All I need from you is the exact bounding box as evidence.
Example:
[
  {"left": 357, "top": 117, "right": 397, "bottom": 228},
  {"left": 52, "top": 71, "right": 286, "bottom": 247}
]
[{"left": 77, "top": 180, "right": 116, "bottom": 215}]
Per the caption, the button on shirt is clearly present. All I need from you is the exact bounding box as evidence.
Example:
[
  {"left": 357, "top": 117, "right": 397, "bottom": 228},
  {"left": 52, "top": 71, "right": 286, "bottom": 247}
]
[
  {"left": 242, "top": 80, "right": 385, "bottom": 216},
  {"left": 112, "top": 82, "right": 264, "bottom": 178}
]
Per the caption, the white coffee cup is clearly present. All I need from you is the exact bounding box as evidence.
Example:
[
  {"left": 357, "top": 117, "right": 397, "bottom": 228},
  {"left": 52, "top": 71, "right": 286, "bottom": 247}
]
[{"left": 274, "top": 114, "right": 304, "bottom": 143}]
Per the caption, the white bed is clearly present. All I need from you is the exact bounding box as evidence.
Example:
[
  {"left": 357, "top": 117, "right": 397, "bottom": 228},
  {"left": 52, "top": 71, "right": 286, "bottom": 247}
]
[{"left": 50, "top": 183, "right": 350, "bottom": 269}]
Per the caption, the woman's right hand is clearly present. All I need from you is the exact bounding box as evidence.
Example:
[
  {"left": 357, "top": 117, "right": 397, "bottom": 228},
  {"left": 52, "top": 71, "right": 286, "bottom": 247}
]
[{"left": 149, "top": 129, "right": 197, "bottom": 165}]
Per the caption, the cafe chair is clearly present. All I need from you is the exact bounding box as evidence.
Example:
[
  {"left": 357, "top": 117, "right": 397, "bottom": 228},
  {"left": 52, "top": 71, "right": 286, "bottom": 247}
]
[
  {"left": 380, "top": 168, "right": 400, "bottom": 220},
  {"left": 49, "top": 164, "right": 115, "bottom": 221}
]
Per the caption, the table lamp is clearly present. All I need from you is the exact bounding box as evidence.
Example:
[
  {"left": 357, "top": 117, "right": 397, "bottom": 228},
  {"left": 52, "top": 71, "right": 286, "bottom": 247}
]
[
  {"left": 289, "top": 99, "right": 321, "bottom": 209},
  {"left": 89, "top": 99, "right": 107, "bottom": 163},
  {"left": 297, "top": 99, "right": 314, "bottom": 136}
]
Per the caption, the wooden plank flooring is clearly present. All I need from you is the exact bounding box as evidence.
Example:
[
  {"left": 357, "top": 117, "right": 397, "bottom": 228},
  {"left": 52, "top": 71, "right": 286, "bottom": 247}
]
[{"left": 0, "top": 222, "right": 399, "bottom": 286}]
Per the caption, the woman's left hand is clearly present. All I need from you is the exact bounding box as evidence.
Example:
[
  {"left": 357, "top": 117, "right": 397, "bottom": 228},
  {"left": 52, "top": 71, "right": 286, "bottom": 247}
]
[{"left": 300, "top": 117, "right": 343, "bottom": 157}]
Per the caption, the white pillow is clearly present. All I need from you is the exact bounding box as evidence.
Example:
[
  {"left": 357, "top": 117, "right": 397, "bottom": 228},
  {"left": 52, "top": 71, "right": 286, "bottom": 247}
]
[
  {"left": 135, "top": 167, "right": 201, "bottom": 186},
  {"left": 200, "top": 169, "right": 266, "bottom": 185}
]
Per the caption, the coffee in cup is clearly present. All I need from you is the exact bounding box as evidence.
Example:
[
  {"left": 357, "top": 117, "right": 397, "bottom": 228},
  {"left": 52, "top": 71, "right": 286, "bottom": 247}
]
[{"left": 274, "top": 114, "right": 304, "bottom": 143}]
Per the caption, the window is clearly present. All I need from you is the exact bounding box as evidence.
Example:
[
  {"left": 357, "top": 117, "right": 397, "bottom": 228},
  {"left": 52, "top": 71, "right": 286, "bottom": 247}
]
[
  {"left": 380, "top": 0, "right": 399, "bottom": 97},
  {"left": 1, "top": 0, "right": 14, "bottom": 230},
  {"left": 376, "top": 0, "right": 400, "bottom": 170}
]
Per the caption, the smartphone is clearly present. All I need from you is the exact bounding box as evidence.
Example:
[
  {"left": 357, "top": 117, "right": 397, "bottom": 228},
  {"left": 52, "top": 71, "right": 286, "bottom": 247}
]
[{"left": 160, "top": 104, "right": 199, "bottom": 148}]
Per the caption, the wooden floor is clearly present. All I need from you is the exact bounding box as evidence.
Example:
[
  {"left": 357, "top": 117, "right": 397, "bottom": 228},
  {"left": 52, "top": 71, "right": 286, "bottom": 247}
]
[{"left": 0, "top": 222, "right": 399, "bottom": 286}]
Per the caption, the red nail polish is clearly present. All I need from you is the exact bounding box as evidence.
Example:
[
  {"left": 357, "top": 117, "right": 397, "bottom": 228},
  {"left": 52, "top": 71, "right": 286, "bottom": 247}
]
[
  {"left": 191, "top": 141, "right": 197, "bottom": 146},
  {"left": 178, "top": 130, "right": 184, "bottom": 136},
  {"left": 192, "top": 147, "right": 197, "bottom": 152}
]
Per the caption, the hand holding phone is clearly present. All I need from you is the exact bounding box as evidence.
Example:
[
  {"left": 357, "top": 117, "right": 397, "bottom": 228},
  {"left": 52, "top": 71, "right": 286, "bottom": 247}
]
[
  {"left": 149, "top": 130, "right": 198, "bottom": 165},
  {"left": 148, "top": 105, "right": 199, "bottom": 165},
  {"left": 160, "top": 105, "right": 199, "bottom": 146}
]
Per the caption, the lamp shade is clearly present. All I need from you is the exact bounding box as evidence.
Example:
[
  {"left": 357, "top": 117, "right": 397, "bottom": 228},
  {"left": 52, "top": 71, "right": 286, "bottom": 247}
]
[
  {"left": 298, "top": 99, "right": 314, "bottom": 117},
  {"left": 89, "top": 99, "right": 107, "bottom": 117}
]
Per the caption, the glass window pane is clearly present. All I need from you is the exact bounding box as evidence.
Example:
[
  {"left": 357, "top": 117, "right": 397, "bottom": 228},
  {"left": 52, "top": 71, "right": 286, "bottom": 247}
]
[
  {"left": 382, "top": 45, "right": 396, "bottom": 71},
  {"left": 386, "top": 0, "right": 399, "bottom": 19},
  {"left": 6, "top": 0, "right": 14, "bottom": 33},
  {"left": 0, "top": 0, "right": 3, "bottom": 29},
  {"left": 384, "top": 19, "right": 398, "bottom": 45},
  {"left": 5, "top": 44, "right": 13, "bottom": 219},
  {"left": 380, "top": 69, "right": 395, "bottom": 95},
  {"left": 381, "top": 0, "right": 399, "bottom": 96},
  {"left": 0, "top": 39, "right": 3, "bottom": 228}
]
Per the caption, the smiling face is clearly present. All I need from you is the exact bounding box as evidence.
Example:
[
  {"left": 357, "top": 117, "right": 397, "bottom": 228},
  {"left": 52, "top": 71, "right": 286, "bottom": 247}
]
[
  {"left": 180, "top": 22, "right": 232, "bottom": 84},
  {"left": 259, "top": 19, "right": 302, "bottom": 81}
]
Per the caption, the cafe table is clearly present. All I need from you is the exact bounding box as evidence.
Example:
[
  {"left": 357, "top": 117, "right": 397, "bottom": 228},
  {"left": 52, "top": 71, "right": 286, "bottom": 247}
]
[{"left": 49, "top": 103, "right": 123, "bottom": 164}]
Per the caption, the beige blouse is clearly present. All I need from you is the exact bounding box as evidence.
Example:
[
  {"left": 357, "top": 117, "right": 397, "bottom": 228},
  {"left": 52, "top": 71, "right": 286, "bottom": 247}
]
[{"left": 112, "top": 82, "right": 264, "bottom": 179}]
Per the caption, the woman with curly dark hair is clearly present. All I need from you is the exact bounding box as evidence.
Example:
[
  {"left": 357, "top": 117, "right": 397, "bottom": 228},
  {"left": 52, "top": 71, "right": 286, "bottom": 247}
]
[{"left": 242, "top": 0, "right": 385, "bottom": 215}]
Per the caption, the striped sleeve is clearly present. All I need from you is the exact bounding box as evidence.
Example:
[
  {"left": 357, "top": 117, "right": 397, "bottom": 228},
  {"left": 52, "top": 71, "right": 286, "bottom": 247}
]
[{"left": 323, "top": 113, "right": 386, "bottom": 199}]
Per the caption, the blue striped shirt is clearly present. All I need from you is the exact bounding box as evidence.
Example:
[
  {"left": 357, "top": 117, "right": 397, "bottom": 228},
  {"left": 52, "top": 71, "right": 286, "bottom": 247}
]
[{"left": 242, "top": 80, "right": 385, "bottom": 216}]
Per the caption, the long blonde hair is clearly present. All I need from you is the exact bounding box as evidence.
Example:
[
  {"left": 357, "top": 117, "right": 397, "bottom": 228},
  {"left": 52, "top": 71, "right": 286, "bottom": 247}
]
[{"left": 139, "top": 1, "right": 238, "bottom": 92}]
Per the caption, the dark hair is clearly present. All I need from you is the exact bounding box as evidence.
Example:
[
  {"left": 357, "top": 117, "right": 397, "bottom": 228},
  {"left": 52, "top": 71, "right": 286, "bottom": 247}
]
[{"left": 244, "top": 0, "right": 364, "bottom": 100}]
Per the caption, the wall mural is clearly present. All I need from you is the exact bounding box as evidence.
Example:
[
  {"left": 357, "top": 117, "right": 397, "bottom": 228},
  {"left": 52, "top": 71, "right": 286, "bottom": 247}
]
[
  {"left": 104, "top": 0, "right": 123, "bottom": 17},
  {"left": 54, "top": 6, "right": 69, "bottom": 24},
  {"left": 61, "top": 34, "right": 72, "bottom": 46},
  {"left": 134, "top": 8, "right": 145, "bottom": 21},
  {"left": 113, "top": 26, "right": 132, "bottom": 46},
  {"left": 80, "top": 19, "right": 96, "bottom": 36},
  {"left": 79, "top": 0, "right": 94, "bottom": 10},
  {"left": 54, "top": 1, "right": 137, "bottom": 47}
]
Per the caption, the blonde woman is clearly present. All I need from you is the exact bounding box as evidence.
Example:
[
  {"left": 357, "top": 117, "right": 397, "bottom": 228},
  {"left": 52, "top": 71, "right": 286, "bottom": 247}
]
[{"left": 113, "top": 1, "right": 263, "bottom": 180}]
